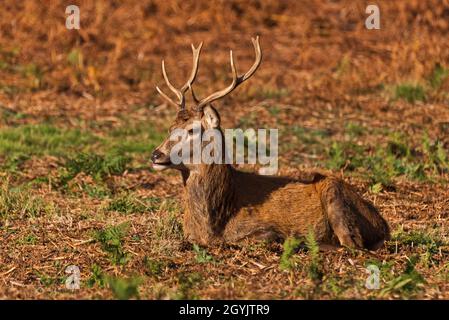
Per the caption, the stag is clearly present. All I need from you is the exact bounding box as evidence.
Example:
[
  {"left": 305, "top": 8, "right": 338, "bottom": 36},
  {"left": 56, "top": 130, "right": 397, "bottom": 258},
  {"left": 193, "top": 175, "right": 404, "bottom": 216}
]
[{"left": 151, "top": 37, "right": 390, "bottom": 250}]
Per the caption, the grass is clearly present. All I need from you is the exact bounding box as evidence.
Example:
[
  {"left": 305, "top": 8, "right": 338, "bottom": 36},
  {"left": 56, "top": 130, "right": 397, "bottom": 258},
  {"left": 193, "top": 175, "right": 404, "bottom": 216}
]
[
  {"left": 144, "top": 257, "right": 171, "bottom": 277},
  {"left": 87, "top": 264, "right": 106, "bottom": 288},
  {"left": 394, "top": 84, "right": 427, "bottom": 103},
  {"left": 0, "top": 121, "right": 165, "bottom": 172},
  {"left": 18, "top": 233, "right": 38, "bottom": 245},
  {"left": 279, "top": 237, "right": 302, "bottom": 271},
  {"left": 107, "top": 276, "right": 142, "bottom": 300},
  {"left": 35, "top": 271, "right": 58, "bottom": 287},
  {"left": 93, "top": 222, "right": 130, "bottom": 265},
  {"left": 62, "top": 153, "right": 129, "bottom": 182},
  {"left": 392, "top": 228, "right": 444, "bottom": 248},
  {"left": 0, "top": 177, "right": 54, "bottom": 219},
  {"left": 428, "top": 64, "right": 449, "bottom": 90},
  {"left": 324, "top": 130, "right": 449, "bottom": 188},
  {"left": 284, "top": 125, "right": 331, "bottom": 161},
  {"left": 173, "top": 272, "right": 202, "bottom": 300},
  {"left": 390, "top": 228, "right": 447, "bottom": 269},
  {"left": 326, "top": 141, "right": 349, "bottom": 170},
  {"left": 154, "top": 210, "right": 183, "bottom": 241},
  {"left": 305, "top": 229, "right": 323, "bottom": 282},
  {"left": 107, "top": 123, "right": 165, "bottom": 156},
  {"left": 263, "top": 88, "right": 289, "bottom": 99},
  {"left": 345, "top": 122, "right": 365, "bottom": 137},
  {"left": 81, "top": 182, "right": 111, "bottom": 199},
  {"left": 0, "top": 124, "right": 97, "bottom": 170},
  {"left": 67, "top": 48, "right": 83, "bottom": 69},
  {"left": 107, "top": 194, "right": 162, "bottom": 215},
  {"left": 380, "top": 256, "right": 425, "bottom": 298},
  {"left": 0, "top": 105, "right": 446, "bottom": 300},
  {"left": 0, "top": 48, "right": 46, "bottom": 92},
  {"left": 422, "top": 134, "right": 449, "bottom": 175},
  {"left": 19, "top": 63, "right": 44, "bottom": 89},
  {"left": 279, "top": 230, "right": 323, "bottom": 281},
  {"left": 391, "top": 64, "right": 448, "bottom": 104},
  {"left": 268, "top": 105, "right": 281, "bottom": 117},
  {"left": 192, "top": 244, "right": 215, "bottom": 264}
]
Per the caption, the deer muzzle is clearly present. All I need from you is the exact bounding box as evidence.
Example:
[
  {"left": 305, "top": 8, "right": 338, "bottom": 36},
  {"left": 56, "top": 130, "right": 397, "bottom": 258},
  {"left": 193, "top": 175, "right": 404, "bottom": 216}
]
[{"left": 151, "top": 150, "right": 172, "bottom": 170}]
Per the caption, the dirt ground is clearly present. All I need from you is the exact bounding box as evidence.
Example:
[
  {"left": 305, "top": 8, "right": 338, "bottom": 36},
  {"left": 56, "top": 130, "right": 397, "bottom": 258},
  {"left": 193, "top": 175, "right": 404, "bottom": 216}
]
[{"left": 0, "top": 0, "right": 449, "bottom": 299}]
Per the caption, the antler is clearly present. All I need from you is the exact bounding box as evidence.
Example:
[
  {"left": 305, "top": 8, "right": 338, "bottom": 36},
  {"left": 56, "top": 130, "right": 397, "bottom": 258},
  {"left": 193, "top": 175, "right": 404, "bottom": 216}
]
[
  {"left": 156, "top": 42, "right": 203, "bottom": 109},
  {"left": 195, "top": 36, "right": 262, "bottom": 111}
]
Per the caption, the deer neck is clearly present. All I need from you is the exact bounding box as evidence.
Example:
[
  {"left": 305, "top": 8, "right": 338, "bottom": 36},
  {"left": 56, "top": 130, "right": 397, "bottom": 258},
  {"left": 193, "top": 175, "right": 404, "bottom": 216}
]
[{"left": 183, "top": 163, "right": 236, "bottom": 235}]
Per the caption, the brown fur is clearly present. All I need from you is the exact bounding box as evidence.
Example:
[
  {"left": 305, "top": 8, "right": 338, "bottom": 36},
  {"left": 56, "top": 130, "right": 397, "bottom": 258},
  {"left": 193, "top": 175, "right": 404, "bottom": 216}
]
[{"left": 178, "top": 162, "right": 390, "bottom": 250}]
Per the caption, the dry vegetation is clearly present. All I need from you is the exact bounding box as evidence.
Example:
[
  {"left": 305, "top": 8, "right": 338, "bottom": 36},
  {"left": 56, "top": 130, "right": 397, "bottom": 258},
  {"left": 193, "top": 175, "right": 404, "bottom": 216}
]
[{"left": 1, "top": 0, "right": 449, "bottom": 299}]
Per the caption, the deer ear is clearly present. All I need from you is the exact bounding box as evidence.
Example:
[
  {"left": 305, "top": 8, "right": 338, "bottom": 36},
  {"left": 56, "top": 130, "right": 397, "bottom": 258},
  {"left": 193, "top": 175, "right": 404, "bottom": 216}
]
[{"left": 203, "top": 105, "right": 220, "bottom": 128}]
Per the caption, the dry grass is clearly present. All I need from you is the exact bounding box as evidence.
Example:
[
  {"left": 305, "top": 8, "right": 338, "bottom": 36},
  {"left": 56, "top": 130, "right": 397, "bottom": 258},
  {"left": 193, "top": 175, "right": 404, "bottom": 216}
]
[{"left": 1, "top": 0, "right": 449, "bottom": 299}]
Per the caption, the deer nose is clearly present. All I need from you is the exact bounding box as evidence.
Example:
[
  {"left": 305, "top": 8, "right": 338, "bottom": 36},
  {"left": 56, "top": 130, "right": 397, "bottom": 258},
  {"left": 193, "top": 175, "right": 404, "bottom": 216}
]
[{"left": 151, "top": 150, "right": 164, "bottom": 163}]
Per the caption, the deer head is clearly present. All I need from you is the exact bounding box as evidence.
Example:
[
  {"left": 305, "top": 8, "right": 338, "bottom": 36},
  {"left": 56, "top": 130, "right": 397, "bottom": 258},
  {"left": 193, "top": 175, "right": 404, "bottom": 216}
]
[{"left": 151, "top": 37, "right": 262, "bottom": 172}]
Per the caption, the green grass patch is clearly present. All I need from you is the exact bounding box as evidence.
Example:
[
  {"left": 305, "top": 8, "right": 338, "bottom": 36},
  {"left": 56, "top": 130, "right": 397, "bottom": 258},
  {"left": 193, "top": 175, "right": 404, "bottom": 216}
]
[
  {"left": 428, "top": 63, "right": 449, "bottom": 90},
  {"left": 279, "top": 237, "right": 302, "bottom": 271},
  {"left": 143, "top": 256, "right": 173, "bottom": 277},
  {"left": 192, "top": 244, "right": 215, "bottom": 264},
  {"left": 64, "top": 153, "right": 129, "bottom": 179},
  {"left": 284, "top": 125, "right": 331, "bottom": 159},
  {"left": 392, "top": 229, "right": 444, "bottom": 247},
  {"left": 394, "top": 84, "right": 426, "bottom": 103},
  {"left": 87, "top": 264, "right": 106, "bottom": 288},
  {"left": 305, "top": 228, "right": 323, "bottom": 282},
  {"left": 173, "top": 272, "right": 202, "bottom": 300},
  {"left": 345, "top": 122, "right": 366, "bottom": 137},
  {"left": 106, "top": 123, "right": 166, "bottom": 156},
  {"left": 107, "top": 194, "right": 162, "bottom": 215},
  {"left": 107, "top": 276, "right": 142, "bottom": 300},
  {"left": 268, "top": 105, "right": 281, "bottom": 117},
  {"left": 325, "top": 130, "right": 449, "bottom": 188},
  {"left": 18, "top": 233, "right": 38, "bottom": 245},
  {"left": 81, "top": 182, "right": 111, "bottom": 199},
  {"left": 326, "top": 141, "right": 365, "bottom": 171},
  {"left": 380, "top": 256, "right": 425, "bottom": 298},
  {"left": 0, "top": 121, "right": 166, "bottom": 173},
  {"left": 391, "top": 228, "right": 446, "bottom": 267},
  {"left": 56, "top": 152, "right": 130, "bottom": 188},
  {"left": 94, "top": 222, "right": 130, "bottom": 265},
  {"left": 0, "top": 178, "right": 54, "bottom": 219},
  {"left": 19, "top": 63, "right": 44, "bottom": 89},
  {"left": 34, "top": 271, "right": 58, "bottom": 287},
  {"left": 0, "top": 124, "right": 97, "bottom": 170}
]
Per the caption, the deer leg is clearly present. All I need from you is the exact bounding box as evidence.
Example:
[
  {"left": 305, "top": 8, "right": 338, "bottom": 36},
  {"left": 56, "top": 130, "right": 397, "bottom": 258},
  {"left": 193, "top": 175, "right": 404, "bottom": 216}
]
[{"left": 322, "top": 185, "right": 364, "bottom": 248}]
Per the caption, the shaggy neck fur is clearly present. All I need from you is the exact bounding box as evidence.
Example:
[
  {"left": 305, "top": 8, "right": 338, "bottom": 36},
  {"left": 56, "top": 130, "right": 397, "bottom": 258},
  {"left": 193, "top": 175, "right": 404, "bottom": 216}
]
[{"left": 183, "top": 163, "right": 236, "bottom": 237}]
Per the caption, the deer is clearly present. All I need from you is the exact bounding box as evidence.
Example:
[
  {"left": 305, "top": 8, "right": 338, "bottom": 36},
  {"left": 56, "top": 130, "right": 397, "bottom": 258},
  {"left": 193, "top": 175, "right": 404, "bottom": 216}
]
[{"left": 151, "top": 36, "right": 390, "bottom": 250}]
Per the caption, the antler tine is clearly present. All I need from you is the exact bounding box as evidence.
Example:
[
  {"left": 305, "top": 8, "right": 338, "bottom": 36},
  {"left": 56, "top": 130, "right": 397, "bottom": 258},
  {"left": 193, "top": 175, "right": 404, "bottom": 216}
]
[
  {"left": 243, "top": 36, "right": 262, "bottom": 81},
  {"left": 196, "top": 36, "right": 262, "bottom": 110},
  {"left": 161, "top": 60, "right": 183, "bottom": 103},
  {"left": 156, "top": 86, "right": 180, "bottom": 108},
  {"left": 156, "top": 43, "right": 203, "bottom": 109},
  {"left": 189, "top": 83, "right": 200, "bottom": 104},
  {"left": 181, "top": 42, "right": 203, "bottom": 94}
]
